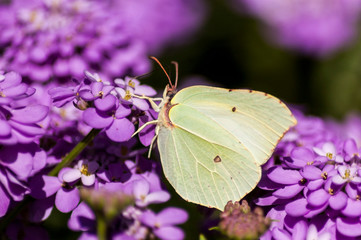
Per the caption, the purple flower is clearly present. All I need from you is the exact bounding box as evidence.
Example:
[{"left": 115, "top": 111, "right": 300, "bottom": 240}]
[
  {"left": 83, "top": 102, "right": 134, "bottom": 142},
  {"left": 237, "top": 0, "right": 361, "bottom": 56},
  {"left": 63, "top": 160, "right": 99, "bottom": 187},
  {"left": 130, "top": 179, "right": 170, "bottom": 207},
  {"left": 48, "top": 80, "right": 84, "bottom": 108},
  {"left": 29, "top": 168, "right": 80, "bottom": 213},
  {"left": 114, "top": 77, "right": 157, "bottom": 111},
  {"left": 140, "top": 207, "right": 188, "bottom": 240}
]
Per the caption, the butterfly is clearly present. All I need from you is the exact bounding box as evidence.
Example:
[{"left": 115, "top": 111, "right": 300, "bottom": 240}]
[{"left": 133, "top": 57, "right": 297, "bottom": 210}]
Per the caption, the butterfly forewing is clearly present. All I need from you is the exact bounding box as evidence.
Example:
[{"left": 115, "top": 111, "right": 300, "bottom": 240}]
[{"left": 170, "top": 86, "right": 296, "bottom": 165}]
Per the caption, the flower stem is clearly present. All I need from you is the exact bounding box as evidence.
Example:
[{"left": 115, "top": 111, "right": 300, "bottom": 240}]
[
  {"left": 49, "top": 128, "right": 101, "bottom": 177},
  {"left": 97, "top": 214, "right": 107, "bottom": 240}
]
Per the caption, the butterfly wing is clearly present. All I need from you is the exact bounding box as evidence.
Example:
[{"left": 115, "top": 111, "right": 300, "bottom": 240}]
[
  {"left": 157, "top": 85, "right": 296, "bottom": 210},
  {"left": 170, "top": 86, "right": 296, "bottom": 165},
  {"left": 157, "top": 121, "right": 261, "bottom": 210}
]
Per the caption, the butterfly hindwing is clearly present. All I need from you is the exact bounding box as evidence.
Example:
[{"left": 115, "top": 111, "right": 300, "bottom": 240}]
[{"left": 158, "top": 124, "right": 261, "bottom": 210}]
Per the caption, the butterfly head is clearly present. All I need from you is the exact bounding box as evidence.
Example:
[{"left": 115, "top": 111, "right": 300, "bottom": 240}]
[{"left": 162, "top": 84, "right": 177, "bottom": 103}]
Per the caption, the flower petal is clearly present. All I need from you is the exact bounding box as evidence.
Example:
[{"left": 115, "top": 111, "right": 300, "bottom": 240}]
[
  {"left": 144, "top": 191, "right": 170, "bottom": 206},
  {"left": 81, "top": 175, "right": 95, "bottom": 186},
  {"left": 140, "top": 210, "right": 157, "bottom": 227},
  {"left": 55, "top": 187, "right": 80, "bottom": 213},
  {"left": 105, "top": 118, "right": 134, "bottom": 142},
  {"left": 68, "top": 202, "right": 95, "bottom": 231},
  {"left": 341, "top": 198, "right": 361, "bottom": 217},
  {"left": 157, "top": 207, "right": 188, "bottom": 226},
  {"left": 0, "top": 120, "right": 11, "bottom": 136},
  {"left": 273, "top": 184, "right": 304, "bottom": 199},
  {"left": 301, "top": 165, "right": 322, "bottom": 180},
  {"left": 62, "top": 169, "right": 81, "bottom": 183},
  {"left": 133, "top": 180, "right": 150, "bottom": 199},
  {"left": 332, "top": 175, "right": 347, "bottom": 185},
  {"left": 83, "top": 108, "right": 113, "bottom": 129},
  {"left": 29, "top": 175, "right": 61, "bottom": 199},
  {"left": 28, "top": 196, "right": 55, "bottom": 222},
  {"left": 94, "top": 94, "right": 116, "bottom": 112},
  {"left": 154, "top": 226, "right": 184, "bottom": 240},
  {"left": 307, "top": 189, "right": 330, "bottom": 207},
  {"left": 268, "top": 167, "right": 302, "bottom": 185},
  {"left": 329, "top": 191, "right": 347, "bottom": 210},
  {"left": 285, "top": 198, "right": 308, "bottom": 217},
  {"left": 336, "top": 217, "right": 361, "bottom": 237},
  {"left": 272, "top": 228, "right": 292, "bottom": 240},
  {"left": 0, "top": 185, "right": 10, "bottom": 217},
  {"left": 289, "top": 147, "right": 314, "bottom": 168},
  {"left": 11, "top": 105, "right": 49, "bottom": 123}
]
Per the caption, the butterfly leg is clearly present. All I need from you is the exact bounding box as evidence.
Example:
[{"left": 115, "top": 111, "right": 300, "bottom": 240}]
[
  {"left": 131, "top": 120, "right": 158, "bottom": 138},
  {"left": 131, "top": 94, "right": 164, "bottom": 112},
  {"left": 147, "top": 125, "right": 160, "bottom": 158}
]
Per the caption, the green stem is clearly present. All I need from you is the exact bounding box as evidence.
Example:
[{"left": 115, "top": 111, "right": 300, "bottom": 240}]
[
  {"left": 49, "top": 128, "right": 101, "bottom": 177},
  {"left": 97, "top": 214, "right": 107, "bottom": 240}
]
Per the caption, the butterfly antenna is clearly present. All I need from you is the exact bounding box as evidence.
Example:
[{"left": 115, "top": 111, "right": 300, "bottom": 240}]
[
  {"left": 171, "top": 61, "right": 178, "bottom": 89},
  {"left": 128, "top": 70, "right": 154, "bottom": 82},
  {"left": 150, "top": 56, "right": 173, "bottom": 88}
]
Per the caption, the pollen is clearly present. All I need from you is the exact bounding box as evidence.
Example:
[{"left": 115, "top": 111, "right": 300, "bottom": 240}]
[
  {"left": 321, "top": 172, "right": 328, "bottom": 180},
  {"left": 30, "top": 10, "right": 37, "bottom": 23},
  {"left": 60, "top": 109, "right": 67, "bottom": 118},
  {"left": 307, "top": 161, "right": 314, "bottom": 165},
  {"left": 344, "top": 169, "right": 351, "bottom": 179},
  {"left": 328, "top": 188, "right": 334, "bottom": 195},
  {"left": 128, "top": 80, "right": 135, "bottom": 88},
  {"left": 0, "top": 92, "right": 5, "bottom": 97},
  {"left": 326, "top": 152, "right": 333, "bottom": 159},
  {"left": 80, "top": 164, "right": 91, "bottom": 176},
  {"left": 98, "top": 91, "right": 104, "bottom": 98},
  {"left": 300, "top": 178, "right": 306, "bottom": 184},
  {"left": 124, "top": 90, "right": 132, "bottom": 101}
]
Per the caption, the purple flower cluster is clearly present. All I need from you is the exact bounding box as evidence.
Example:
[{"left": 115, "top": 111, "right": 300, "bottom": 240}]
[
  {"left": 49, "top": 72, "right": 157, "bottom": 143},
  {"left": 256, "top": 109, "right": 361, "bottom": 239},
  {"left": 0, "top": 66, "right": 189, "bottom": 239},
  {"left": 0, "top": 0, "right": 152, "bottom": 82},
  {"left": 29, "top": 135, "right": 188, "bottom": 239},
  {"left": 236, "top": 0, "right": 361, "bottom": 56},
  {"left": 110, "top": 0, "right": 207, "bottom": 54},
  {"left": 0, "top": 0, "right": 206, "bottom": 83},
  {"left": 0, "top": 70, "right": 48, "bottom": 217}
]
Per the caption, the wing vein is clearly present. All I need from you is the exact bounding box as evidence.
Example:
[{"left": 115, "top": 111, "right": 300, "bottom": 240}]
[
  {"left": 170, "top": 132, "right": 189, "bottom": 199},
  {"left": 180, "top": 134, "right": 210, "bottom": 206}
]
